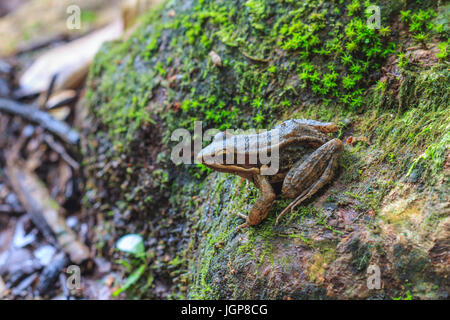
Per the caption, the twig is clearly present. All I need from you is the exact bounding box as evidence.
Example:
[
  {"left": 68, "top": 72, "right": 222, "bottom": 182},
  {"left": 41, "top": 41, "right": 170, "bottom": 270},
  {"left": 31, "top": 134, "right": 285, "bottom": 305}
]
[
  {"left": 15, "top": 34, "right": 70, "bottom": 55},
  {"left": 43, "top": 134, "right": 80, "bottom": 170},
  {"left": 0, "top": 204, "right": 25, "bottom": 215},
  {"left": 41, "top": 74, "right": 58, "bottom": 108},
  {"left": 0, "top": 98, "right": 79, "bottom": 145},
  {"left": 5, "top": 164, "right": 89, "bottom": 264},
  {"left": 37, "top": 252, "right": 69, "bottom": 296}
]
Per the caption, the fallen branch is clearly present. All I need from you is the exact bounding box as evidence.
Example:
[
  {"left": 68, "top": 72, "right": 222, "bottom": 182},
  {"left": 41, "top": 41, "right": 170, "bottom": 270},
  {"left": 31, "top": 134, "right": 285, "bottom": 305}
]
[
  {"left": 5, "top": 164, "right": 89, "bottom": 264},
  {"left": 0, "top": 204, "right": 25, "bottom": 215},
  {"left": 15, "top": 34, "right": 70, "bottom": 56},
  {"left": 0, "top": 98, "right": 79, "bottom": 145},
  {"left": 37, "top": 252, "right": 69, "bottom": 296},
  {"left": 43, "top": 134, "right": 80, "bottom": 170}
]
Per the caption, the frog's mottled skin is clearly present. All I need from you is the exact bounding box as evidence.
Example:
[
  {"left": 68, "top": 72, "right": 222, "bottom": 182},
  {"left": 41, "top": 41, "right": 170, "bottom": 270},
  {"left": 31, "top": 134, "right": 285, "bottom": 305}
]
[{"left": 197, "top": 119, "right": 343, "bottom": 230}]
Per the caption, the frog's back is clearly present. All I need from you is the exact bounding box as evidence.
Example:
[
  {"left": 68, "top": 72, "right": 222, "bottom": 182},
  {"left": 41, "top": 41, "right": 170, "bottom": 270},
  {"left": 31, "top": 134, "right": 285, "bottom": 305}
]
[
  {"left": 275, "top": 119, "right": 329, "bottom": 144},
  {"left": 277, "top": 119, "right": 338, "bottom": 134}
]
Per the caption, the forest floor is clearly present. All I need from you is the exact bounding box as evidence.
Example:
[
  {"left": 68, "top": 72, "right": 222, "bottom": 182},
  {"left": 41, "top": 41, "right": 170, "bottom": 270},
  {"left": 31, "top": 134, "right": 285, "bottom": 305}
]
[{"left": 0, "top": 0, "right": 149, "bottom": 300}]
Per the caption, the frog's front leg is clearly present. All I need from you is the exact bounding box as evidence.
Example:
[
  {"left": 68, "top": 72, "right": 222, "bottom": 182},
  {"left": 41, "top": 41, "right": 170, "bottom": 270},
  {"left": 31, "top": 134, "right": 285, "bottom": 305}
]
[
  {"left": 236, "top": 174, "right": 276, "bottom": 231},
  {"left": 276, "top": 138, "right": 343, "bottom": 224}
]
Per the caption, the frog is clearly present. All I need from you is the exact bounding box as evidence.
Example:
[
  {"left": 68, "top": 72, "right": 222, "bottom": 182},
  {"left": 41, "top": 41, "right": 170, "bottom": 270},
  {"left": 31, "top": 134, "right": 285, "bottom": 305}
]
[{"left": 196, "top": 119, "right": 343, "bottom": 231}]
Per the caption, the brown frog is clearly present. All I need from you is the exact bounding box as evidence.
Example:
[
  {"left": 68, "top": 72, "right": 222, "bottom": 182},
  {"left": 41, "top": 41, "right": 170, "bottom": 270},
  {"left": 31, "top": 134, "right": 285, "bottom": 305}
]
[{"left": 197, "top": 119, "right": 343, "bottom": 231}]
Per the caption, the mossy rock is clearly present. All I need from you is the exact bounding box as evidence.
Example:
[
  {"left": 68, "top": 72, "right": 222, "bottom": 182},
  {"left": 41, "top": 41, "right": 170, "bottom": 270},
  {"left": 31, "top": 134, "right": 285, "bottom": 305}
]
[{"left": 82, "top": 0, "right": 449, "bottom": 299}]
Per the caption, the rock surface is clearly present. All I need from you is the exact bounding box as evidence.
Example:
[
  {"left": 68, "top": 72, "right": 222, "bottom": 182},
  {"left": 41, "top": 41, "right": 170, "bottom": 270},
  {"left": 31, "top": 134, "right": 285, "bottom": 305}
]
[{"left": 82, "top": 0, "right": 449, "bottom": 299}]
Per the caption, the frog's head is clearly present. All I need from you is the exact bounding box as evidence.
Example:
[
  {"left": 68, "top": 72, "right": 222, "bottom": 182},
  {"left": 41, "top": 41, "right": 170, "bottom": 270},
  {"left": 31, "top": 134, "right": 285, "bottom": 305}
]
[
  {"left": 196, "top": 131, "right": 229, "bottom": 167},
  {"left": 196, "top": 131, "right": 258, "bottom": 178}
]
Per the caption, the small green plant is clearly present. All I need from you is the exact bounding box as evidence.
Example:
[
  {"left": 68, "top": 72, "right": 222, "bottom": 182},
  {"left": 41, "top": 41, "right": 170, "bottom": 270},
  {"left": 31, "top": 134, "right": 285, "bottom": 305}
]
[
  {"left": 375, "top": 79, "right": 387, "bottom": 91},
  {"left": 397, "top": 53, "right": 409, "bottom": 69},
  {"left": 347, "top": 0, "right": 361, "bottom": 17},
  {"left": 400, "top": 9, "right": 441, "bottom": 44},
  {"left": 436, "top": 41, "right": 448, "bottom": 60},
  {"left": 393, "top": 291, "right": 413, "bottom": 300},
  {"left": 113, "top": 234, "right": 155, "bottom": 297}
]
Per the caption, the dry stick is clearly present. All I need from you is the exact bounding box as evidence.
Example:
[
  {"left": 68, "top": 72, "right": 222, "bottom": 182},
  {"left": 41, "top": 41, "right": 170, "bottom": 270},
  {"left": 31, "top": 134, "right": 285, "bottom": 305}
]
[
  {"left": 5, "top": 164, "right": 89, "bottom": 264},
  {"left": 15, "top": 33, "right": 70, "bottom": 55},
  {"left": 41, "top": 73, "right": 58, "bottom": 108},
  {"left": 0, "top": 204, "right": 25, "bottom": 215},
  {"left": 0, "top": 98, "right": 79, "bottom": 145},
  {"left": 43, "top": 134, "right": 80, "bottom": 170}
]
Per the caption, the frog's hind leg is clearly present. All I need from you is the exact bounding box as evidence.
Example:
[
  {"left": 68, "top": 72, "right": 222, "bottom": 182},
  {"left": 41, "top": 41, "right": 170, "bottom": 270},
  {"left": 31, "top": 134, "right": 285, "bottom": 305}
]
[
  {"left": 237, "top": 213, "right": 248, "bottom": 220},
  {"left": 275, "top": 160, "right": 335, "bottom": 224},
  {"left": 276, "top": 140, "right": 342, "bottom": 224},
  {"left": 237, "top": 175, "right": 276, "bottom": 231}
]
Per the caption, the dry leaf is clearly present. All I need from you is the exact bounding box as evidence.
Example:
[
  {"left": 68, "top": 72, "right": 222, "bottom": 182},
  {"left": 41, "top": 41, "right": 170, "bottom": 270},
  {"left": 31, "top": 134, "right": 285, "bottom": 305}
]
[{"left": 19, "top": 20, "right": 123, "bottom": 96}]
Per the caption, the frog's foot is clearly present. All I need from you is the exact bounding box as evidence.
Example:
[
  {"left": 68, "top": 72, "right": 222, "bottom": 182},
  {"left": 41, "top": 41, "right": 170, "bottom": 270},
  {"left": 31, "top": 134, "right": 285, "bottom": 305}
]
[
  {"left": 236, "top": 175, "right": 276, "bottom": 231},
  {"left": 247, "top": 175, "right": 276, "bottom": 225},
  {"left": 236, "top": 222, "right": 250, "bottom": 231},
  {"left": 236, "top": 213, "right": 248, "bottom": 230},
  {"left": 235, "top": 213, "right": 251, "bottom": 231}
]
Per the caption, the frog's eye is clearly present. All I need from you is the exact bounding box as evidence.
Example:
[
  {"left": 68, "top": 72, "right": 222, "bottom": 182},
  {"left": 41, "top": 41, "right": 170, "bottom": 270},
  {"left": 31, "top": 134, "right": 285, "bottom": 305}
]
[
  {"left": 214, "top": 150, "right": 227, "bottom": 163},
  {"left": 215, "top": 150, "right": 226, "bottom": 157}
]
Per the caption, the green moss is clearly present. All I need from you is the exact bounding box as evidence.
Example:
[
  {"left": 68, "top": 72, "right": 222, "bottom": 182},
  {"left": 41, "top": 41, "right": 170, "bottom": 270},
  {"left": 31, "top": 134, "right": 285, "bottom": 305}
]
[
  {"left": 87, "top": 0, "right": 444, "bottom": 154},
  {"left": 348, "top": 237, "right": 372, "bottom": 273},
  {"left": 308, "top": 247, "right": 336, "bottom": 284},
  {"left": 188, "top": 174, "right": 254, "bottom": 299}
]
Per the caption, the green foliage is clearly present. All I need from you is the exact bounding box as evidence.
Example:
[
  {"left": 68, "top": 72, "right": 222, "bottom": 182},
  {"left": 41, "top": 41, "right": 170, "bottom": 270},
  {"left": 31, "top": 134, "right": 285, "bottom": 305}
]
[
  {"left": 392, "top": 290, "right": 413, "bottom": 300},
  {"left": 278, "top": 1, "right": 398, "bottom": 109},
  {"left": 436, "top": 41, "right": 449, "bottom": 60},
  {"left": 113, "top": 264, "right": 147, "bottom": 297},
  {"left": 406, "top": 132, "right": 450, "bottom": 182},
  {"left": 400, "top": 9, "right": 444, "bottom": 45},
  {"left": 347, "top": 0, "right": 361, "bottom": 17},
  {"left": 87, "top": 0, "right": 444, "bottom": 154}
]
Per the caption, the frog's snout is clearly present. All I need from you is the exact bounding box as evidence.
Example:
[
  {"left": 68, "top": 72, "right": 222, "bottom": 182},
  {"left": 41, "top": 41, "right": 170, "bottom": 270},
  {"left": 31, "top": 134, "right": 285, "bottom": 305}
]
[
  {"left": 196, "top": 145, "right": 216, "bottom": 164},
  {"left": 196, "top": 149, "right": 206, "bottom": 164}
]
